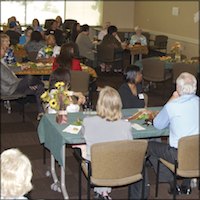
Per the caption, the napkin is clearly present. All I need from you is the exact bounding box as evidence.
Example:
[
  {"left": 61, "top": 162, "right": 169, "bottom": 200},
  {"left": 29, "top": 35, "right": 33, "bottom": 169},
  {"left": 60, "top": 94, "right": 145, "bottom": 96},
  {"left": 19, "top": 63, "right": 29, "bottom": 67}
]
[
  {"left": 63, "top": 125, "right": 82, "bottom": 134},
  {"left": 131, "top": 123, "right": 146, "bottom": 131}
]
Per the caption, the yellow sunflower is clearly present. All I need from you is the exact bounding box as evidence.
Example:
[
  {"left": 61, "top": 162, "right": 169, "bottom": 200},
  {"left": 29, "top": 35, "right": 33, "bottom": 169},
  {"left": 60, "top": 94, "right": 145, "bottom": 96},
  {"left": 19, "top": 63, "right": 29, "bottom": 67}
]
[
  {"left": 49, "top": 99, "right": 58, "bottom": 109},
  {"left": 41, "top": 91, "right": 49, "bottom": 102},
  {"left": 55, "top": 81, "right": 65, "bottom": 89}
]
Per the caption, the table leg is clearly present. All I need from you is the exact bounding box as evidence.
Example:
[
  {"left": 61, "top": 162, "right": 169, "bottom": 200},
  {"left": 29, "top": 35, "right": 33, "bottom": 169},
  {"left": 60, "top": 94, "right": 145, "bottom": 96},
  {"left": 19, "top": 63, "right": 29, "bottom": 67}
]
[
  {"left": 50, "top": 154, "right": 61, "bottom": 193},
  {"left": 61, "top": 144, "right": 69, "bottom": 199},
  {"left": 139, "top": 53, "right": 142, "bottom": 61},
  {"left": 131, "top": 54, "right": 134, "bottom": 65}
]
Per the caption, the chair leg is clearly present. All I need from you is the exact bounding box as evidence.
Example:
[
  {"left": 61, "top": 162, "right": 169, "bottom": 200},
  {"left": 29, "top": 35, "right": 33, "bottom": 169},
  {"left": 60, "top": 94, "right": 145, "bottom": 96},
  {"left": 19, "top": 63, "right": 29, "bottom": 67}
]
[
  {"left": 155, "top": 160, "right": 160, "bottom": 197},
  {"left": 128, "top": 185, "right": 131, "bottom": 199},
  {"left": 87, "top": 178, "right": 90, "bottom": 200},
  {"left": 43, "top": 146, "right": 46, "bottom": 164},
  {"left": 141, "top": 164, "right": 146, "bottom": 199},
  {"left": 78, "top": 163, "right": 82, "bottom": 200},
  {"left": 173, "top": 163, "right": 178, "bottom": 200}
]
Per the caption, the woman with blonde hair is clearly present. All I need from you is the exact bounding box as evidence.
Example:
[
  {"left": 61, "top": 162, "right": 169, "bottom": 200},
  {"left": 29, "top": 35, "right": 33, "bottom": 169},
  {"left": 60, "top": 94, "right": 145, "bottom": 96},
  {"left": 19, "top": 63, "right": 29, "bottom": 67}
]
[
  {"left": 1, "top": 148, "right": 33, "bottom": 199},
  {"left": 81, "top": 86, "right": 133, "bottom": 199}
]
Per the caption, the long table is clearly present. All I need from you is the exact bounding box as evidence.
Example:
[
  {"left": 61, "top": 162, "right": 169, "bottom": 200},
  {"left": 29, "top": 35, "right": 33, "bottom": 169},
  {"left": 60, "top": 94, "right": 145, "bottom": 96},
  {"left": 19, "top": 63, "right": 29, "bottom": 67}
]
[
  {"left": 134, "top": 57, "right": 199, "bottom": 72},
  {"left": 37, "top": 107, "right": 168, "bottom": 199},
  {"left": 15, "top": 63, "right": 97, "bottom": 78}
]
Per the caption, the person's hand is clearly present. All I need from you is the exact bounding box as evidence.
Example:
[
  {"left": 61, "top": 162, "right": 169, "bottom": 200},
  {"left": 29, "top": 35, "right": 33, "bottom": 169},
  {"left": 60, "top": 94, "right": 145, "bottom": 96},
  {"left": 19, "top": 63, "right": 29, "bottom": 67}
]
[
  {"left": 75, "top": 92, "right": 86, "bottom": 105},
  {"left": 20, "top": 64, "right": 30, "bottom": 70}
]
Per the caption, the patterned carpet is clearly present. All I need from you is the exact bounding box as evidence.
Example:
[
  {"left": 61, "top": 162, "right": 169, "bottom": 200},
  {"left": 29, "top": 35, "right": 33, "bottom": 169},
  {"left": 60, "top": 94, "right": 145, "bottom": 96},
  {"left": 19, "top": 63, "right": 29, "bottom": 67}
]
[{"left": 1, "top": 71, "right": 199, "bottom": 199}]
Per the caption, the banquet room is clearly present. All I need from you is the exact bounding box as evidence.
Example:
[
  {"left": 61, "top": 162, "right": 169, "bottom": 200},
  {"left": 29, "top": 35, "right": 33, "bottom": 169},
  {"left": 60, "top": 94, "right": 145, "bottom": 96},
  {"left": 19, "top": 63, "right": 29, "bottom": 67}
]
[{"left": 0, "top": 1, "right": 199, "bottom": 200}]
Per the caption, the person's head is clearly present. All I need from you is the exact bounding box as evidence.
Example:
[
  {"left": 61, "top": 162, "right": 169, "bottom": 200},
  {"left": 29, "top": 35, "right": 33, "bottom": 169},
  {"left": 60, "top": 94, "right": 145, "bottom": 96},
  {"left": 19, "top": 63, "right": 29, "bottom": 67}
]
[
  {"left": 96, "top": 86, "right": 122, "bottom": 121},
  {"left": 60, "top": 42, "right": 74, "bottom": 59},
  {"left": 49, "top": 67, "right": 71, "bottom": 90},
  {"left": 55, "top": 16, "right": 62, "bottom": 26},
  {"left": 51, "top": 20, "right": 58, "bottom": 30},
  {"left": 124, "top": 65, "right": 142, "bottom": 84},
  {"left": 32, "top": 18, "right": 40, "bottom": 27},
  {"left": 176, "top": 72, "right": 197, "bottom": 96},
  {"left": 1, "top": 148, "right": 33, "bottom": 199},
  {"left": 104, "top": 21, "right": 111, "bottom": 29},
  {"left": 81, "top": 24, "right": 89, "bottom": 35},
  {"left": 0, "top": 33, "right": 10, "bottom": 50},
  {"left": 30, "top": 31, "right": 43, "bottom": 42},
  {"left": 56, "top": 42, "right": 75, "bottom": 69},
  {"left": 107, "top": 25, "right": 118, "bottom": 36},
  {"left": 134, "top": 26, "right": 142, "bottom": 36},
  {"left": 46, "top": 34, "right": 56, "bottom": 46},
  {"left": 24, "top": 26, "right": 33, "bottom": 37}
]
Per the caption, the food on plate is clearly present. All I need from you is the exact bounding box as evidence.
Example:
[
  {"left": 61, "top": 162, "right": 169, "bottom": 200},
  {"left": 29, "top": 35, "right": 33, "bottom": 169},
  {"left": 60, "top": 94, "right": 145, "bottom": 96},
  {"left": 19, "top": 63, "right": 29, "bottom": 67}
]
[{"left": 127, "top": 110, "right": 159, "bottom": 121}]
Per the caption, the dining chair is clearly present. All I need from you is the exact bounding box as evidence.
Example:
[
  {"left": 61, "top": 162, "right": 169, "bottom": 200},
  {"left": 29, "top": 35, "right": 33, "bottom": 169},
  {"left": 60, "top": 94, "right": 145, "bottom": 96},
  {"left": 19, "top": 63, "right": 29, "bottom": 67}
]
[
  {"left": 97, "top": 44, "right": 123, "bottom": 72},
  {"left": 1, "top": 93, "right": 27, "bottom": 122},
  {"left": 149, "top": 35, "right": 168, "bottom": 54},
  {"left": 155, "top": 134, "right": 200, "bottom": 200},
  {"left": 142, "top": 59, "right": 172, "bottom": 94},
  {"left": 172, "top": 62, "right": 198, "bottom": 84},
  {"left": 74, "top": 140, "right": 148, "bottom": 200},
  {"left": 70, "top": 70, "right": 90, "bottom": 96}
]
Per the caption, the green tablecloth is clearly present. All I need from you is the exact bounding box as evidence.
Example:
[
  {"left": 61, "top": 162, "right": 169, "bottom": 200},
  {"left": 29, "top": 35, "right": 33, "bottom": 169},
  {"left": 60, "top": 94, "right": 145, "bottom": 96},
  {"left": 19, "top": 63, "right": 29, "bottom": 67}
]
[
  {"left": 134, "top": 57, "right": 199, "bottom": 72},
  {"left": 37, "top": 107, "right": 169, "bottom": 166}
]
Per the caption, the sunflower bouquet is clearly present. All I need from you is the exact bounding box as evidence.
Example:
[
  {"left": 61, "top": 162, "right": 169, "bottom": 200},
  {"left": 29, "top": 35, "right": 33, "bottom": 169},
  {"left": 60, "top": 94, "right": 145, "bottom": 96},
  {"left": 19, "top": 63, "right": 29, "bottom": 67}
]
[
  {"left": 44, "top": 45, "right": 53, "bottom": 57},
  {"left": 41, "top": 82, "right": 72, "bottom": 111}
]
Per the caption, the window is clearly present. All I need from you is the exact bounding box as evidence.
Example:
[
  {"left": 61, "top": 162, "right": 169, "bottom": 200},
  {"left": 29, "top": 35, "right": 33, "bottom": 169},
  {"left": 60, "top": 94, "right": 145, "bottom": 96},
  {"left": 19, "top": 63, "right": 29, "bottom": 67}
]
[{"left": 0, "top": 0, "right": 102, "bottom": 26}]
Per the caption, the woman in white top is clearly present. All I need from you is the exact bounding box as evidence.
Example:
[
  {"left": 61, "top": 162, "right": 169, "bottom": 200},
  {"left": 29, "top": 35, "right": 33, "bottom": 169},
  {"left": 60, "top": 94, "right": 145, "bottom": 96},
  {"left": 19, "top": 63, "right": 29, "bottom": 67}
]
[{"left": 130, "top": 26, "right": 147, "bottom": 46}]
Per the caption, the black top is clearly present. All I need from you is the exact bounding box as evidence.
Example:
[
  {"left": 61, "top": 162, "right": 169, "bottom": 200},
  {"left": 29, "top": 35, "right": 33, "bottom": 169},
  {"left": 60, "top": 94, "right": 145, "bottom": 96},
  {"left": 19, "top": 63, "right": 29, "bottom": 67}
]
[
  {"left": 45, "top": 29, "right": 65, "bottom": 46},
  {"left": 118, "top": 83, "right": 145, "bottom": 109},
  {"left": 5, "top": 30, "right": 21, "bottom": 46}
]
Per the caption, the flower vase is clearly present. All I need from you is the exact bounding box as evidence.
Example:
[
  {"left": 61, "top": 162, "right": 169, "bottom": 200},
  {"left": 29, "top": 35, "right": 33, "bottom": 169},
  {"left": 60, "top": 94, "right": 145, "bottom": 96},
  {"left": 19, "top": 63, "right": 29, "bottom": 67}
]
[
  {"left": 56, "top": 110, "right": 68, "bottom": 124},
  {"left": 175, "top": 51, "right": 181, "bottom": 62}
]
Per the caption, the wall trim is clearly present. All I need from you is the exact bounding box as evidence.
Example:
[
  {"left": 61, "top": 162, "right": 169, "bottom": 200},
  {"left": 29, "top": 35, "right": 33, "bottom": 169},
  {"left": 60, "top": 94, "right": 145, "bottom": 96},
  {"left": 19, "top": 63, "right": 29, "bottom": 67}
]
[{"left": 144, "top": 29, "right": 199, "bottom": 45}]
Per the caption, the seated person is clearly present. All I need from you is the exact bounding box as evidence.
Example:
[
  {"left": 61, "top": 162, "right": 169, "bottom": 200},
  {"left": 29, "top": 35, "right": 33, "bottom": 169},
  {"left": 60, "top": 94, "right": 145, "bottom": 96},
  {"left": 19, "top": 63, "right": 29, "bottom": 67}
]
[
  {"left": 81, "top": 86, "right": 145, "bottom": 199},
  {"left": 118, "top": 65, "right": 145, "bottom": 109},
  {"left": 5, "top": 21, "right": 21, "bottom": 46},
  {"left": 1, "top": 36, "right": 45, "bottom": 120},
  {"left": 19, "top": 26, "right": 33, "bottom": 45},
  {"left": 36, "top": 34, "right": 61, "bottom": 63},
  {"left": 45, "top": 20, "right": 65, "bottom": 46},
  {"left": 147, "top": 72, "right": 199, "bottom": 195},
  {"left": 25, "top": 31, "right": 45, "bottom": 53},
  {"left": 75, "top": 24, "right": 95, "bottom": 65},
  {"left": 46, "top": 67, "right": 85, "bottom": 113},
  {"left": 1, "top": 148, "right": 33, "bottom": 199},
  {"left": 70, "top": 22, "right": 81, "bottom": 42},
  {"left": 130, "top": 26, "right": 147, "bottom": 46},
  {"left": 32, "top": 18, "right": 44, "bottom": 38},
  {"left": 1, "top": 33, "right": 16, "bottom": 65},
  {"left": 100, "top": 25, "right": 125, "bottom": 72},
  {"left": 98, "top": 21, "right": 122, "bottom": 43},
  {"left": 7, "top": 16, "right": 22, "bottom": 34},
  {"left": 52, "top": 42, "right": 82, "bottom": 71}
]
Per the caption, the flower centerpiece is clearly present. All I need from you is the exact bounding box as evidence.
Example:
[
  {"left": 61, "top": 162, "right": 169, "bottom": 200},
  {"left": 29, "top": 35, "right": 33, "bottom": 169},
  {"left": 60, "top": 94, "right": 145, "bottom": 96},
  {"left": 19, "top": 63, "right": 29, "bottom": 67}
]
[
  {"left": 41, "top": 82, "right": 72, "bottom": 124},
  {"left": 44, "top": 45, "right": 53, "bottom": 57},
  {"left": 170, "top": 42, "right": 182, "bottom": 62}
]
